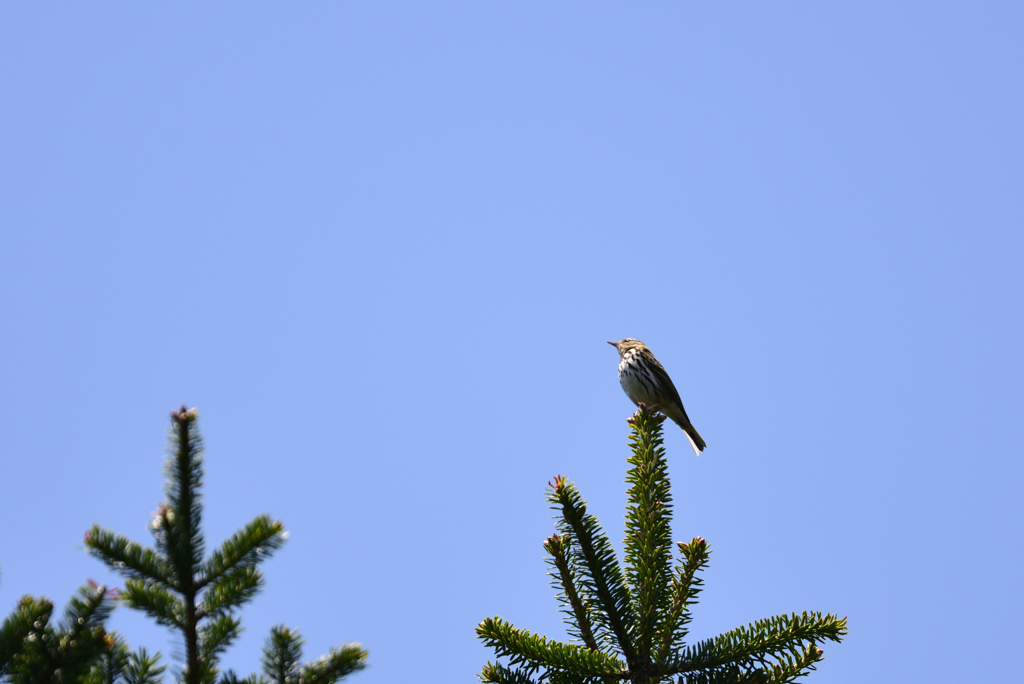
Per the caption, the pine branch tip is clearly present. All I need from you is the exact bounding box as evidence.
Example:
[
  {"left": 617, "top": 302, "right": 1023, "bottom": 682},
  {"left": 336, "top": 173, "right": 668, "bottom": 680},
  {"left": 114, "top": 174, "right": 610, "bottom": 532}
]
[
  {"left": 548, "top": 475, "right": 566, "bottom": 492},
  {"left": 171, "top": 405, "right": 198, "bottom": 424}
]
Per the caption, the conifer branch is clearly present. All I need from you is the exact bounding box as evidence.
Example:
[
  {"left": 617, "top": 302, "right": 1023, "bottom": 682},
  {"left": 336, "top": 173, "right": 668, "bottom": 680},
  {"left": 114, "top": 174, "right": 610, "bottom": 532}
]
[
  {"left": 123, "top": 647, "right": 167, "bottom": 684},
  {"left": 262, "top": 625, "right": 303, "bottom": 683},
  {"left": 760, "top": 640, "right": 827, "bottom": 684},
  {"left": 674, "top": 667, "right": 763, "bottom": 684},
  {"left": 254, "top": 625, "right": 367, "bottom": 684},
  {"left": 165, "top": 407, "right": 206, "bottom": 590},
  {"left": 199, "top": 613, "right": 243, "bottom": 662},
  {"left": 2, "top": 597, "right": 56, "bottom": 677},
  {"left": 1, "top": 596, "right": 51, "bottom": 674},
  {"left": 477, "top": 617, "right": 626, "bottom": 677},
  {"left": 543, "top": 533, "right": 600, "bottom": 652},
  {"left": 298, "top": 644, "right": 368, "bottom": 684},
  {"left": 86, "top": 632, "right": 130, "bottom": 684},
  {"left": 623, "top": 409, "right": 674, "bottom": 666},
  {"left": 663, "top": 612, "right": 847, "bottom": 676},
  {"left": 545, "top": 519, "right": 612, "bottom": 653},
  {"left": 200, "top": 516, "right": 286, "bottom": 589},
  {"left": 1, "top": 583, "right": 114, "bottom": 682},
  {"left": 198, "top": 566, "right": 264, "bottom": 620},
  {"left": 479, "top": 661, "right": 541, "bottom": 684},
  {"left": 219, "top": 672, "right": 263, "bottom": 684},
  {"left": 119, "top": 578, "right": 185, "bottom": 628},
  {"left": 85, "top": 633, "right": 167, "bottom": 684},
  {"left": 656, "top": 536, "right": 711, "bottom": 663},
  {"left": 549, "top": 476, "right": 636, "bottom": 662},
  {"left": 84, "top": 527, "right": 170, "bottom": 585},
  {"left": 62, "top": 581, "right": 115, "bottom": 642}
]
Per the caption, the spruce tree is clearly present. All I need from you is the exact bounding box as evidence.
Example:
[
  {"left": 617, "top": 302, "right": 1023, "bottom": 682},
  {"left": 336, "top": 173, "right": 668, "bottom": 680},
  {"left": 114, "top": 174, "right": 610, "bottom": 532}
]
[
  {"left": 84, "top": 406, "right": 366, "bottom": 684},
  {"left": 477, "top": 406, "right": 847, "bottom": 684},
  {"left": 220, "top": 625, "right": 366, "bottom": 684},
  {"left": 0, "top": 581, "right": 114, "bottom": 683},
  {"left": 84, "top": 633, "right": 166, "bottom": 684}
]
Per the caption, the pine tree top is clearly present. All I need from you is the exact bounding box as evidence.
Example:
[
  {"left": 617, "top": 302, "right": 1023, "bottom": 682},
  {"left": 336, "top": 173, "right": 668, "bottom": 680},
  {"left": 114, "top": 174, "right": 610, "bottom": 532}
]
[{"left": 478, "top": 406, "right": 846, "bottom": 684}]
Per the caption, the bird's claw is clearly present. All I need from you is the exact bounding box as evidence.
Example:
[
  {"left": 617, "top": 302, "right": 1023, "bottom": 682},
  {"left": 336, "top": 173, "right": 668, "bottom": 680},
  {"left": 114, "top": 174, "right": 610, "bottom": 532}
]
[{"left": 628, "top": 403, "right": 668, "bottom": 424}]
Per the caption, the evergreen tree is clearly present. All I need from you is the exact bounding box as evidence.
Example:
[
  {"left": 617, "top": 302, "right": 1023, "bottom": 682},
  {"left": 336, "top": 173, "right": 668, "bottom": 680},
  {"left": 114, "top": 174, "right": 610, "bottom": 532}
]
[
  {"left": 0, "top": 581, "right": 113, "bottom": 683},
  {"left": 477, "top": 407, "right": 847, "bottom": 684},
  {"left": 84, "top": 406, "right": 366, "bottom": 684},
  {"left": 84, "top": 633, "right": 165, "bottom": 684},
  {"left": 220, "top": 625, "right": 366, "bottom": 684}
]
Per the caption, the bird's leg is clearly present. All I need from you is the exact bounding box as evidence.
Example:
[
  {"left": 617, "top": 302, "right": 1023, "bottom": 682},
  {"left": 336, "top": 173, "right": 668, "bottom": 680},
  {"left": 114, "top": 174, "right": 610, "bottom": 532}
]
[{"left": 628, "top": 403, "right": 667, "bottom": 425}]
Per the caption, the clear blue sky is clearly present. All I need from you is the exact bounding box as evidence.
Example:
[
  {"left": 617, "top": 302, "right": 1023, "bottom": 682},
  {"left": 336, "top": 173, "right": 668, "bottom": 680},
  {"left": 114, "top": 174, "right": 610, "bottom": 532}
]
[{"left": 1, "top": 3, "right": 1021, "bottom": 683}]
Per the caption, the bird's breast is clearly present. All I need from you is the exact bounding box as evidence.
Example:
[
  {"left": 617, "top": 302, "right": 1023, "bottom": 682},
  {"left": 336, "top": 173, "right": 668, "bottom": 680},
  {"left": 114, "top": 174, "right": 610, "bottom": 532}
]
[{"left": 618, "top": 356, "right": 658, "bottom": 405}]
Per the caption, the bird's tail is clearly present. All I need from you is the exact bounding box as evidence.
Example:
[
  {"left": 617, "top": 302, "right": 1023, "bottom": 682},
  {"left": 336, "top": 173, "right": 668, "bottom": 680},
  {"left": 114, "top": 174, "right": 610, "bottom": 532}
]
[{"left": 682, "top": 423, "right": 707, "bottom": 457}]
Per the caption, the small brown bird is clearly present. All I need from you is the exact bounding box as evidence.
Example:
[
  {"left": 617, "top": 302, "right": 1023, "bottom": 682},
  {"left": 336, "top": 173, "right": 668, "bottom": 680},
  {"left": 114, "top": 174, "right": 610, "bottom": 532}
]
[{"left": 608, "top": 338, "right": 707, "bottom": 456}]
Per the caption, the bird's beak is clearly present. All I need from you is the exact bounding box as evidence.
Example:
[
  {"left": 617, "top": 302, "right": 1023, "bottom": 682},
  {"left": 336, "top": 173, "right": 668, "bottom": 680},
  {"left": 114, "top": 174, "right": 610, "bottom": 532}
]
[{"left": 607, "top": 341, "right": 619, "bottom": 349}]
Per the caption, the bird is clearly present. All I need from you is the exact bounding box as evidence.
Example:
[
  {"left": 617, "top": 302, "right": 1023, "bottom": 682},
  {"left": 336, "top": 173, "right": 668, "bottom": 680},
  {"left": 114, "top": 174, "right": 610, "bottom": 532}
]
[{"left": 608, "top": 338, "right": 707, "bottom": 456}]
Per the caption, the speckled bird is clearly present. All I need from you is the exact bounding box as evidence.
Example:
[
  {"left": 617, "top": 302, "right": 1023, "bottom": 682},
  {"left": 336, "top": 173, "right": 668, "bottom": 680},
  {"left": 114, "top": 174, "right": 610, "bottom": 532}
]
[{"left": 608, "top": 338, "right": 707, "bottom": 456}]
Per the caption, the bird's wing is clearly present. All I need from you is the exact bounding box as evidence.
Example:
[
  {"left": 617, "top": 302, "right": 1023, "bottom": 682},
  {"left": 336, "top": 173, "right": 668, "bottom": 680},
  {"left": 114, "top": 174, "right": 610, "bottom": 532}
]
[{"left": 649, "top": 356, "right": 694, "bottom": 423}]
